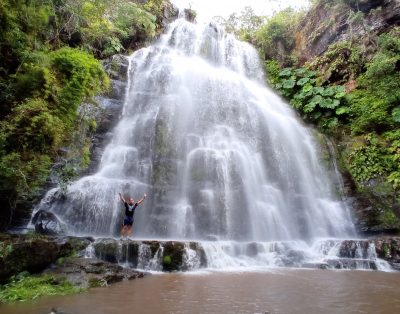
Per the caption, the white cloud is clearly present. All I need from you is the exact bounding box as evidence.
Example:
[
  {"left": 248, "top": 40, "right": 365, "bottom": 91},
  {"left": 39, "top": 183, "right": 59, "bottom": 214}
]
[{"left": 171, "top": 0, "right": 310, "bottom": 22}]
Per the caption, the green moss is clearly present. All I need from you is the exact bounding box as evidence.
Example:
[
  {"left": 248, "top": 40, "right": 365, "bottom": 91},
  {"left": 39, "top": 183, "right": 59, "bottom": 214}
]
[
  {"left": 308, "top": 40, "right": 364, "bottom": 84},
  {"left": 381, "top": 243, "right": 389, "bottom": 258},
  {"left": 0, "top": 274, "right": 82, "bottom": 303},
  {"left": 163, "top": 255, "right": 172, "bottom": 266},
  {"left": 379, "top": 210, "right": 400, "bottom": 230},
  {"left": 0, "top": 243, "right": 13, "bottom": 259},
  {"left": 345, "top": 134, "right": 395, "bottom": 186}
]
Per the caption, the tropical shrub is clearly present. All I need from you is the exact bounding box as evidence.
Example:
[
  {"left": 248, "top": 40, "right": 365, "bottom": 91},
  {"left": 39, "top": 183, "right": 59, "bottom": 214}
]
[{"left": 266, "top": 65, "right": 347, "bottom": 132}]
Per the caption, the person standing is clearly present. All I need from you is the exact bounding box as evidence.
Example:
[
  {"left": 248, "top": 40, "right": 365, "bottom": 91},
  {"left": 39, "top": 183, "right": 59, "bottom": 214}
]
[{"left": 119, "top": 192, "right": 147, "bottom": 238}]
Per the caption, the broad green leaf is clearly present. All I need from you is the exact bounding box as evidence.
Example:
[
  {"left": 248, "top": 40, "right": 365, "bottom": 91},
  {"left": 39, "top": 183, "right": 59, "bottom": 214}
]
[
  {"left": 294, "top": 92, "right": 306, "bottom": 100},
  {"left": 297, "top": 77, "right": 310, "bottom": 86},
  {"left": 334, "top": 85, "right": 346, "bottom": 93},
  {"left": 294, "top": 68, "right": 307, "bottom": 76},
  {"left": 282, "top": 79, "right": 296, "bottom": 89},
  {"left": 336, "top": 106, "right": 349, "bottom": 115},
  {"left": 304, "top": 102, "right": 317, "bottom": 113},
  {"left": 321, "top": 87, "right": 335, "bottom": 97},
  {"left": 320, "top": 98, "right": 340, "bottom": 109},
  {"left": 305, "top": 70, "right": 317, "bottom": 78},
  {"left": 302, "top": 83, "right": 313, "bottom": 93},
  {"left": 310, "top": 95, "right": 323, "bottom": 105},
  {"left": 279, "top": 68, "right": 292, "bottom": 77},
  {"left": 323, "top": 117, "right": 339, "bottom": 129},
  {"left": 320, "top": 98, "right": 333, "bottom": 109},
  {"left": 313, "top": 86, "right": 324, "bottom": 95},
  {"left": 334, "top": 91, "right": 346, "bottom": 99}
]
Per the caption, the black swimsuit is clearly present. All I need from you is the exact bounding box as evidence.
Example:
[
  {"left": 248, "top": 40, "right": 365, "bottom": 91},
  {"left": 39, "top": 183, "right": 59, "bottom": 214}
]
[{"left": 123, "top": 202, "right": 138, "bottom": 226}]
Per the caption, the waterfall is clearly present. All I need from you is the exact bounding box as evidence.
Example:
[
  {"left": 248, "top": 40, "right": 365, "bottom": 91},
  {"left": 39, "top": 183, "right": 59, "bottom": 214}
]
[{"left": 34, "top": 19, "right": 355, "bottom": 244}]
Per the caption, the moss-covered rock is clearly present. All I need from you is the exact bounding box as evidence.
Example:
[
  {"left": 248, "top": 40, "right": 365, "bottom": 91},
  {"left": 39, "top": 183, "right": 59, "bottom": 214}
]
[{"left": 0, "top": 234, "right": 92, "bottom": 284}]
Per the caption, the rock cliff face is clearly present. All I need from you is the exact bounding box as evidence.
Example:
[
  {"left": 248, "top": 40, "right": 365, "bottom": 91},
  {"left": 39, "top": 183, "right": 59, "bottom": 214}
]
[
  {"left": 295, "top": 0, "right": 400, "bottom": 63},
  {"left": 279, "top": 0, "right": 400, "bottom": 235}
]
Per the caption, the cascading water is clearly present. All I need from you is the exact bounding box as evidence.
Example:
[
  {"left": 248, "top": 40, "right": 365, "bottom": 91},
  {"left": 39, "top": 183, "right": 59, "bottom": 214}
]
[{"left": 33, "top": 18, "right": 386, "bottom": 270}]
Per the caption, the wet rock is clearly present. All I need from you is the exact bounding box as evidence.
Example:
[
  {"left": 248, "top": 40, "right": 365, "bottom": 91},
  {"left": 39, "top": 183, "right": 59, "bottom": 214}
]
[
  {"left": 94, "top": 238, "right": 121, "bottom": 263},
  {"left": 184, "top": 9, "right": 196, "bottom": 22},
  {"left": 326, "top": 258, "right": 377, "bottom": 270},
  {"left": 93, "top": 239, "right": 207, "bottom": 271},
  {"left": 280, "top": 250, "right": 306, "bottom": 267},
  {"left": 103, "top": 54, "right": 129, "bottom": 82},
  {"left": 164, "top": 2, "right": 179, "bottom": 22},
  {"left": 49, "top": 308, "right": 71, "bottom": 314},
  {"left": 302, "top": 262, "right": 329, "bottom": 270},
  {"left": 32, "top": 210, "right": 67, "bottom": 236},
  {"left": 338, "top": 240, "right": 371, "bottom": 259},
  {"left": 45, "top": 257, "right": 146, "bottom": 289},
  {"left": 162, "top": 241, "right": 185, "bottom": 271},
  {"left": 57, "top": 236, "right": 95, "bottom": 258}
]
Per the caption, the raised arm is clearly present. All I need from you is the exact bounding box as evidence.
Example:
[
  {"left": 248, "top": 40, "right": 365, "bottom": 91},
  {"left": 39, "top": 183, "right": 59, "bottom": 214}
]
[
  {"left": 119, "top": 192, "right": 126, "bottom": 204},
  {"left": 137, "top": 193, "right": 147, "bottom": 205}
]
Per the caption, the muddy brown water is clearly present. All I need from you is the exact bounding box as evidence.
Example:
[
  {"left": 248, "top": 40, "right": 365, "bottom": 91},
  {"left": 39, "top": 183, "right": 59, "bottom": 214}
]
[{"left": 1, "top": 269, "right": 400, "bottom": 314}]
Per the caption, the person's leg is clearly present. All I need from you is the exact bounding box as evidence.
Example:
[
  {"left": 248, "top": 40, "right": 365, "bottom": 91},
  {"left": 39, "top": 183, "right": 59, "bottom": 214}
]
[
  {"left": 127, "top": 225, "right": 133, "bottom": 237},
  {"left": 121, "top": 224, "right": 128, "bottom": 237}
]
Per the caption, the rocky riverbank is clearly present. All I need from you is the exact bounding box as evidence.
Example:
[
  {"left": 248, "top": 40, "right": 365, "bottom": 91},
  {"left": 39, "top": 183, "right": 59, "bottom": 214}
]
[
  {"left": 1, "top": 233, "right": 400, "bottom": 303},
  {"left": 0, "top": 234, "right": 146, "bottom": 289}
]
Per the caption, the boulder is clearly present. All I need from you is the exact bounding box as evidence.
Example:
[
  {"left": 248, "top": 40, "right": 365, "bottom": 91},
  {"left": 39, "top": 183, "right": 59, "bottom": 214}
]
[
  {"left": 0, "top": 234, "right": 92, "bottom": 284},
  {"left": 0, "top": 234, "right": 59, "bottom": 283},
  {"left": 45, "top": 257, "right": 146, "bottom": 289},
  {"left": 32, "top": 210, "right": 67, "bottom": 236}
]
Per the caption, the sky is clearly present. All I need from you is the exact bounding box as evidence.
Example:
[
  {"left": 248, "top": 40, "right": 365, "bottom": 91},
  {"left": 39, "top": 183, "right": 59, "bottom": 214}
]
[{"left": 171, "top": 0, "right": 310, "bottom": 22}]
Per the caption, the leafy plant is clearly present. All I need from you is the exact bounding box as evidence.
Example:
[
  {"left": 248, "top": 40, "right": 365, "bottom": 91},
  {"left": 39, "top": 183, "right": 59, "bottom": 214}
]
[
  {"left": 346, "top": 134, "right": 395, "bottom": 186},
  {"left": 267, "top": 66, "right": 348, "bottom": 132}
]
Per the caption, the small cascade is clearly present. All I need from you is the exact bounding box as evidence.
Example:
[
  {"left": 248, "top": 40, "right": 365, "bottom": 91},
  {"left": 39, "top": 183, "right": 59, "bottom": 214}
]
[
  {"left": 92, "top": 238, "right": 392, "bottom": 272},
  {"left": 84, "top": 243, "right": 95, "bottom": 258}
]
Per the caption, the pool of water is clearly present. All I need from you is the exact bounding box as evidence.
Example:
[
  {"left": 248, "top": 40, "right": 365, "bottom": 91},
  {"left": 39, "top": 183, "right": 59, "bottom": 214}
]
[{"left": 2, "top": 269, "right": 400, "bottom": 314}]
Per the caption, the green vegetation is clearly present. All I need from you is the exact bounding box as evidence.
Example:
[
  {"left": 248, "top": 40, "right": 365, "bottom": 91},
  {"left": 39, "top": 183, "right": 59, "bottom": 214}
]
[
  {"left": 255, "top": 8, "right": 303, "bottom": 66},
  {"left": 0, "top": 243, "right": 13, "bottom": 259},
  {"left": 163, "top": 255, "right": 172, "bottom": 266},
  {"left": 0, "top": 0, "right": 168, "bottom": 230},
  {"left": 0, "top": 273, "right": 81, "bottom": 303},
  {"left": 266, "top": 64, "right": 347, "bottom": 132},
  {"left": 221, "top": 6, "right": 266, "bottom": 42}
]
